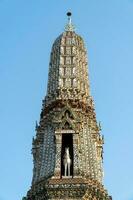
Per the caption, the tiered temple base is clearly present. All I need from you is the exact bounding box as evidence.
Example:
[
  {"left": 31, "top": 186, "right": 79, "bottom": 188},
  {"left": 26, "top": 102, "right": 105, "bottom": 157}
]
[{"left": 26, "top": 178, "right": 112, "bottom": 200}]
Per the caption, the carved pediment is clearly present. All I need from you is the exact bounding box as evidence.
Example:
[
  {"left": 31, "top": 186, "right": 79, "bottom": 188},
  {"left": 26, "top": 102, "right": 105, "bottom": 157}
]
[{"left": 61, "top": 120, "right": 73, "bottom": 130}]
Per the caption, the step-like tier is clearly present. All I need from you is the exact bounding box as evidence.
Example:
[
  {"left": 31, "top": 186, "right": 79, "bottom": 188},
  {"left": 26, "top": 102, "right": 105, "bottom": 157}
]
[{"left": 26, "top": 178, "right": 112, "bottom": 200}]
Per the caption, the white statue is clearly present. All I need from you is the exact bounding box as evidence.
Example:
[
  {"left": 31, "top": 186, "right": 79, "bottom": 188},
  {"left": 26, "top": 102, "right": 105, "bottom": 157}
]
[{"left": 63, "top": 147, "right": 71, "bottom": 176}]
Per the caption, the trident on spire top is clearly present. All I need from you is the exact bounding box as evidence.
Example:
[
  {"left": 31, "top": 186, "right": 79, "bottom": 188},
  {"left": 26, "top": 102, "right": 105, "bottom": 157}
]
[
  {"left": 65, "top": 12, "right": 75, "bottom": 32},
  {"left": 67, "top": 12, "right": 72, "bottom": 24}
]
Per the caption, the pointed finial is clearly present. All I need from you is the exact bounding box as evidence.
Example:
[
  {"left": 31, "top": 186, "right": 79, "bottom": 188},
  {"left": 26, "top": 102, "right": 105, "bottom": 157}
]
[
  {"left": 98, "top": 121, "right": 102, "bottom": 131},
  {"left": 35, "top": 120, "right": 38, "bottom": 130},
  {"left": 65, "top": 11, "right": 75, "bottom": 32},
  {"left": 67, "top": 12, "right": 72, "bottom": 23}
]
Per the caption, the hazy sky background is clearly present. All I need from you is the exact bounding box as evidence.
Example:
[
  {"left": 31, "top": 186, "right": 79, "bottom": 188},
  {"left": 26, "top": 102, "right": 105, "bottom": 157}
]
[{"left": 0, "top": 1, "right": 133, "bottom": 200}]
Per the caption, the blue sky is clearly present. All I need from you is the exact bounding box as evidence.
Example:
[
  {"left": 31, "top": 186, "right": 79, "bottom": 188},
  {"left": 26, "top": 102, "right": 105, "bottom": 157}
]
[{"left": 0, "top": 1, "right": 133, "bottom": 200}]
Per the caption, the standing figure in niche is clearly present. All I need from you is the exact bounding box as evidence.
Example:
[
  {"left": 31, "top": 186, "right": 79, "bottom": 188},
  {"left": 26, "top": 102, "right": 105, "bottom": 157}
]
[{"left": 63, "top": 147, "right": 71, "bottom": 176}]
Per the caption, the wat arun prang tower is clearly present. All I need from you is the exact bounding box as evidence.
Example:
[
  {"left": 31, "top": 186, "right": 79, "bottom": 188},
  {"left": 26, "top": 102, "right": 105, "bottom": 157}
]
[{"left": 24, "top": 13, "right": 112, "bottom": 200}]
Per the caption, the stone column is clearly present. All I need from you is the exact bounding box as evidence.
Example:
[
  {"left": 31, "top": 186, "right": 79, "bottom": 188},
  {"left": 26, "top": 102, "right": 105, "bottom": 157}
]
[
  {"left": 73, "top": 133, "right": 80, "bottom": 177},
  {"left": 53, "top": 132, "right": 62, "bottom": 178}
]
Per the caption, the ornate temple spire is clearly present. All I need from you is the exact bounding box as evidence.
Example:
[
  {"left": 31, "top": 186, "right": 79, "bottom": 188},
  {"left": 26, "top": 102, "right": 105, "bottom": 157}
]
[
  {"left": 65, "top": 12, "right": 75, "bottom": 32},
  {"left": 24, "top": 12, "right": 112, "bottom": 200}
]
